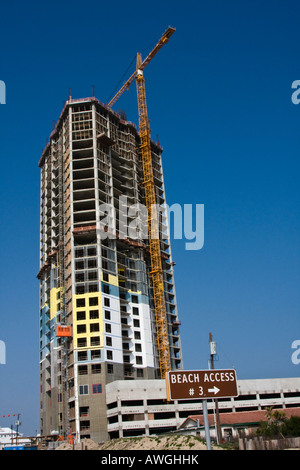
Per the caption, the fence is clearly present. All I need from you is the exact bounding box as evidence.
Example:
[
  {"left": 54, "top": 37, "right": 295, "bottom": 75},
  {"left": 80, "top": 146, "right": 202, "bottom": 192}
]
[{"left": 239, "top": 436, "right": 300, "bottom": 450}]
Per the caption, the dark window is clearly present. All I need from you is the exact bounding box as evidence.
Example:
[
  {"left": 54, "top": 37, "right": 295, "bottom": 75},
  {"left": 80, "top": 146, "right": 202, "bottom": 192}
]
[
  {"left": 90, "top": 323, "right": 100, "bottom": 332},
  {"left": 79, "top": 385, "right": 88, "bottom": 395},
  {"left": 77, "top": 311, "right": 86, "bottom": 321},
  {"left": 76, "top": 298, "right": 85, "bottom": 307},
  {"left": 103, "top": 284, "right": 110, "bottom": 294},
  {"left": 77, "top": 324, "right": 86, "bottom": 334},
  {"left": 89, "top": 310, "right": 99, "bottom": 319},
  {"left": 89, "top": 297, "right": 98, "bottom": 306},
  {"left": 92, "top": 384, "right": 102, "bottom": 394}
]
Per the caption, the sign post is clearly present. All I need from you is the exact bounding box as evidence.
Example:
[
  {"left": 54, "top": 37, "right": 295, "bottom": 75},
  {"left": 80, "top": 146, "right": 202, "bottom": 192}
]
[
  {"left": 202, "top": 399, "right": 211, "bottom": 450},
  {"left": 167, "top": 369, "right": 238, "bottom": 449}
]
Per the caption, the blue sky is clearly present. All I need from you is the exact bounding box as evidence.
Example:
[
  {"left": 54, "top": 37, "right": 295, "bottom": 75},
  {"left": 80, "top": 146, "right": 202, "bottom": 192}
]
[{"left": 0, "top": 0, "right": 300, "bottom": 435}]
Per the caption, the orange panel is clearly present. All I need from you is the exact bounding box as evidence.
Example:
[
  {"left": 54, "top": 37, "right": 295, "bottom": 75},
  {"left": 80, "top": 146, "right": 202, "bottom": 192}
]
[{"left": 55, "top": 325, "right": 71, "bottom": 337}]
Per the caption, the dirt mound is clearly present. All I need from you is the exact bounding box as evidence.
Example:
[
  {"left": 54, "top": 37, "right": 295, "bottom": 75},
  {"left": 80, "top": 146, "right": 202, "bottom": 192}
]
[
  {"left": 56, "top": 434, "right": 224, "bottom": 451},
  {"left": 56, "top": 442, "right": 73, "bottom": 450},
  {"left": 98, "top": 434, "right": 222, "bottom": 450},
  {"left": 56, "top": 438, "right": 100, "bottom": 451}
]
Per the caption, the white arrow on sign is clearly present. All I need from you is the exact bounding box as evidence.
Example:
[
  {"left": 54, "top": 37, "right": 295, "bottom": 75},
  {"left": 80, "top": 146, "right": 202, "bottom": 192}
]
[{"left": 208, "top": 386, "right": 220, "bottom": 395}]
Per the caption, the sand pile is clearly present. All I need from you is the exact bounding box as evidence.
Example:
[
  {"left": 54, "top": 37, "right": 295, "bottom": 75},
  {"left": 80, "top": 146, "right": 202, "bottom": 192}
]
[
  {"left": 56, "top": 434, "right": 223, "bottom": 451},
  {"left": 99, "top": 434, "right": 210, "bottom": 450},
  {"left": 56, "top": 438, "right": 100, "bottom": 450}
]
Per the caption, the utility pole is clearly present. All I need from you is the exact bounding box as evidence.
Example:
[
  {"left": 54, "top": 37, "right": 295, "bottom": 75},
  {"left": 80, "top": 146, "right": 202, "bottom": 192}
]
[
  {"left": 15, "top": 413, "right": 21, "bottom": 446},
  {"left": 209, "top": 332, "right": 222, "bottom": 444}
]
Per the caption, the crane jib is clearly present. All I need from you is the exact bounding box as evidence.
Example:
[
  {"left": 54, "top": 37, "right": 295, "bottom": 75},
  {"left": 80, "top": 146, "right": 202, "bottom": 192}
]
[{"left": 107, "top": 27, "right": 176, "bottom": 109}]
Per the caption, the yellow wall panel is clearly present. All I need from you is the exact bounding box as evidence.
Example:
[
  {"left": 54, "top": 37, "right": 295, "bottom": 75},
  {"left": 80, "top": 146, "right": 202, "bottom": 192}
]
[
  {"left": 100, "top": 271, "right": 119, "bottom": 286},
  {"left": 108, "top": 274, "right": 118, "bottom": 286},
  {"left": 72, "top": 291, "right": 103, "bottom": 350},
  {"left": 50, "top": 287, "right": 58, "bottom": 320}
]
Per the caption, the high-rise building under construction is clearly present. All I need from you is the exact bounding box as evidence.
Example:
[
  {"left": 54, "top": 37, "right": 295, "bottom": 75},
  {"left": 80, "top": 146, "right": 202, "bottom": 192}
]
[{"left": 38, "top": 96, "right": 182, "bottom": 442}]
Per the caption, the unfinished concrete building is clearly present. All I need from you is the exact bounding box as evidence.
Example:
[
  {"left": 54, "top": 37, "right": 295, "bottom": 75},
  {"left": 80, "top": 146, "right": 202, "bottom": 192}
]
[{"left": 38, "top": 96, "right": 182, "bottom": 442}]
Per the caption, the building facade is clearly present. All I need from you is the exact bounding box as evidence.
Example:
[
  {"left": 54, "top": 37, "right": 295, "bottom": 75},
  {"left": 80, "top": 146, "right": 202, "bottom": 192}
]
[
  {"left": 105, "top": 377, "right": 300, "bottom": 439},
  {"left": 0, "top": 428, "right": 31, "bottom": 450},
  {"left": 178, "top": 408, "right": 300, "bottom": 441},
  {"left": 38, "top": 97, "right": 182, "bottom": 442}
]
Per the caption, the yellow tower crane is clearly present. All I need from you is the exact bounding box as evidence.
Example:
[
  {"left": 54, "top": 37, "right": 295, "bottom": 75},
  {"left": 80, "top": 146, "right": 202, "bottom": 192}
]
[{"left": 107, "top": 26, "right": 176, "bottom": 378}]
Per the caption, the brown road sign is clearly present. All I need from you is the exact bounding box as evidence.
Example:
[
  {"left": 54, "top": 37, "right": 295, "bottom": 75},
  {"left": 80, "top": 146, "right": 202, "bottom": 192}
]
[{"left": 167, "top": 369, "right": 238, "bottom": 400}]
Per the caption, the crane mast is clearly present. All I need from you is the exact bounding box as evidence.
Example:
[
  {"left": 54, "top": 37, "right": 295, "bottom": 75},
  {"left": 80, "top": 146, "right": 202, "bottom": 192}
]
[
  {"left": 107, "top": 27, "right": 175, "bottom": 378},
  {"left": 136, "top": 52, "right": 171, "bottom": 378}
]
